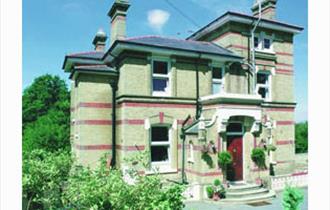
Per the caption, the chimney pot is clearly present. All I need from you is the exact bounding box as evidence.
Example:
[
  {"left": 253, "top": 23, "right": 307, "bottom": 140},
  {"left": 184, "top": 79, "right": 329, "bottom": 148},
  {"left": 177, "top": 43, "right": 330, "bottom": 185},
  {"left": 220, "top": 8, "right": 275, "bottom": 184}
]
[{"left": 93, "top": 29, "right": 107, "bottom": 52}]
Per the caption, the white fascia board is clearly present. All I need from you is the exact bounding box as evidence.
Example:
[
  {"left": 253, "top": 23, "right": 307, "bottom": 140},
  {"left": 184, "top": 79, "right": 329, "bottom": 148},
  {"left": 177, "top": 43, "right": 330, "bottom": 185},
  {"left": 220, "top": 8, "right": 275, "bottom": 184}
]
[{"left": 230, "top": 15, "right": 302, "bottom": 34}]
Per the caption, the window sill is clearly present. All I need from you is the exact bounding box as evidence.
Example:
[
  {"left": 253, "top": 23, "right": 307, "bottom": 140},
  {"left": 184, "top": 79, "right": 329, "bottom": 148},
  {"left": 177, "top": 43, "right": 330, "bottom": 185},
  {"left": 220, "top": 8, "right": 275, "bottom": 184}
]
[
  {"left": 187, "top": 159, "right": 194, "bottom": 164},
  {"left": 145, "top": 167, "right": 178, "bottom": 175},
  {"left": 152, "top": 92, "right": 171, "bottom": 97},
  {"left": 255, "top": 49, "right": 275, "bottom": 54}
]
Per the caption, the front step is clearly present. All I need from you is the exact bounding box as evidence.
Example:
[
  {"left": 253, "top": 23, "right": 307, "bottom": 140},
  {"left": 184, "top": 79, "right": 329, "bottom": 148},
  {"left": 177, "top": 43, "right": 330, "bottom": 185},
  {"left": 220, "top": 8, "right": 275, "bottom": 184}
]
[
  {"left": 222, "top": 182, "right": 276, "bottom": 204},
  {"left": 226, "top": 188, "right": 269, "bottom": 198}
]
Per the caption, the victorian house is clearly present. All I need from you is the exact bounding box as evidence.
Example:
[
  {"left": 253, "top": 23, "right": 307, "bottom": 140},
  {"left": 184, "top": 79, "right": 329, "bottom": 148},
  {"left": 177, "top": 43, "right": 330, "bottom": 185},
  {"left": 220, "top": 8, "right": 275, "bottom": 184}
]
[{"left": 63, "top": 0, "right": 304, "bottom": 201}]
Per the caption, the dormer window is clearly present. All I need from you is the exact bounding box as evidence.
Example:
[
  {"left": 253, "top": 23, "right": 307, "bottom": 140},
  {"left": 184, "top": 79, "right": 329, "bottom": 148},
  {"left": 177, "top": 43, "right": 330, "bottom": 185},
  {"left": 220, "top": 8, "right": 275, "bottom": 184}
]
[
  {"left": 152, "top": 60, "right": 170, "bottom": 96},
  {"left": 256, "top": 71, "right": 271, "bottom": 100},
  {"left": 212, "top": 67, "right": 224, "bottom": 94}
]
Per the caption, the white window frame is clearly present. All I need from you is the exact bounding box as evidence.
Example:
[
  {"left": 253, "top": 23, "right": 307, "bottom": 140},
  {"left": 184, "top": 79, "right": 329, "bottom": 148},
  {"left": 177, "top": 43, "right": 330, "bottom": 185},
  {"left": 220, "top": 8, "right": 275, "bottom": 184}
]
[
  {"left": 254, "top": 32, "right": 274, "bottom": 53},
  {"left": 211, "top": 65, "right": 225, "bottom": 95},
  {"left": 149, "top": 125, "right": 172, "bottom": 171},
  {"left": 256, "top": 69, "right": 272, "bottom": 101},
  {"left": 187, "top": 141, "right": 194, "bottom": 163},
  {"left": 151, "top": 58, "right": 171, "bottom": 97}
]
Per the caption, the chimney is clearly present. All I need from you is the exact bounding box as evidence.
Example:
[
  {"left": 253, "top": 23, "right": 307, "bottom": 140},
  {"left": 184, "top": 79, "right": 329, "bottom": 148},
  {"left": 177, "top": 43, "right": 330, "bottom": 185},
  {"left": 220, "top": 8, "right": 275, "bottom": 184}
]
[
  {"left": 108, "top": 0, "right": 130, "bottom": 45},
  {"left": 92, "top": 29, "right": 107, "bottom": 52},
  {"left": 251, "top": 0, "right": 277, "bottom": 20}
]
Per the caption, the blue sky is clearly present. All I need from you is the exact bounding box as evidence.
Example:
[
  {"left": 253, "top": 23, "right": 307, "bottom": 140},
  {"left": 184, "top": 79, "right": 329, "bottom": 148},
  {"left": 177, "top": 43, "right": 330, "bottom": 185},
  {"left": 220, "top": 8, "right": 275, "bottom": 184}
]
[{"left": 23, "top": 0, "right": 307, "bottom": 122}]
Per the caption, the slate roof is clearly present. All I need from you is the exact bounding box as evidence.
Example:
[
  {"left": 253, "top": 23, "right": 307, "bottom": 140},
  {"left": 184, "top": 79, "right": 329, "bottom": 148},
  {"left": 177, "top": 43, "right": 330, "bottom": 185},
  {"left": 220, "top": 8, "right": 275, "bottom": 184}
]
[
  {"left": 122, "top": 36, "right": 241, "bottom": 58},
  {"left": 187, "top": 11, "right": 303, "bottom": 40},
  {"left": 66, "top": 51, "right": 105, "bottom": 60}
]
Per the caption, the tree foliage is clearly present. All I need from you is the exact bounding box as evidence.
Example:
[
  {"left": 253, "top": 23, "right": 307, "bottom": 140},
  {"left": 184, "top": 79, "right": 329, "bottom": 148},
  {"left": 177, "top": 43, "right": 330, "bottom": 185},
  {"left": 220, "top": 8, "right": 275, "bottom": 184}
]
[
  {"left": 295, "top": 122, "right": 308, "bottom": 153},
  {"left": 22, "top": 74, "right": 70, "bottom": 152}
]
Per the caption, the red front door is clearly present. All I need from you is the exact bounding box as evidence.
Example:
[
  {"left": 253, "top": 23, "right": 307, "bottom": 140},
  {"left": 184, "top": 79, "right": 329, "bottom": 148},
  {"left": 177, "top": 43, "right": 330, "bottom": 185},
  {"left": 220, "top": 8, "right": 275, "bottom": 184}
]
[{"left": 227, "top": 135, "right": 243, "bottom": 181}]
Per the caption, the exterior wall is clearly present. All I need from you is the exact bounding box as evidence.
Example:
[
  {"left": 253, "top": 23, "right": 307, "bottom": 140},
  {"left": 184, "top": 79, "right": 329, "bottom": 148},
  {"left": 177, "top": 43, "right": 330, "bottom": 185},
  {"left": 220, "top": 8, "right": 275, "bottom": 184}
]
[
  {"left": 71, "top": 74, "right": 114, "bottom": 167},
  {"left": 262, "top": 107, "right": 295, "bottom": 175},
  {"left": 118, "top": 57, "right": 151, "bottom": 96}
]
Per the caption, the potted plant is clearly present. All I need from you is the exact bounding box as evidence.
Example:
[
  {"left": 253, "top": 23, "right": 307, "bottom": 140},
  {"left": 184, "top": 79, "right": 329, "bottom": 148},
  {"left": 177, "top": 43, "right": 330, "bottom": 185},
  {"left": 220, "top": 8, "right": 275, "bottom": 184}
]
[
  {"left": 251, "top": 148, "right": 267, "bottom": 185},
  {"left": 217, "top": 151, "right": 233, "bottom": 185},
  {"left": 213, "top": 179, "right": 226, "bottom": 199},
  {"left": 206, "top": 186, "right": 214, "bottom": 199},
  {"left": 205, "top": 179, "right": 226, "bottom": 201}
]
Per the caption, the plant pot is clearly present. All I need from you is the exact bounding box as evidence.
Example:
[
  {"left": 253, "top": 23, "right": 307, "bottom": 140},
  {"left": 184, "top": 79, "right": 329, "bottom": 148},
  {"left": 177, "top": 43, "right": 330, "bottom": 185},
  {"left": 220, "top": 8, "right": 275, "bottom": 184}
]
[
  {"left": 212, "top": 193, "right": 220, "bottom": 201},
  {"left": 255, "top": 178, "right": 262, "bottom": 185}
]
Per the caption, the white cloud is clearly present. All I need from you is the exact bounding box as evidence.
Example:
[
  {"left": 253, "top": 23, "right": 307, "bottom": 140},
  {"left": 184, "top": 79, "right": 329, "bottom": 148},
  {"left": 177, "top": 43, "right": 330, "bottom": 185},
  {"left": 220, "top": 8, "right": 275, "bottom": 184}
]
[{"left": 147, "top": 9, "right": 170, "bottom": 32}]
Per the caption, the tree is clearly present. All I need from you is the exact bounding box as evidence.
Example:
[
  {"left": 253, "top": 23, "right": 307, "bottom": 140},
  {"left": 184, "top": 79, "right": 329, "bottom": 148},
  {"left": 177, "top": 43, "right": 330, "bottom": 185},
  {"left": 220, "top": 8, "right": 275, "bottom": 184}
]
[
  {"left": 23, "top": 74, "right": 69, "bottom": 128},
  {"left": 23, "top": 109, "right": 70, "bottom": 152},
  {"left": 295, "top": 122, "right": 308, "bottom": 153},
  {"left": 22, "top": 74, "right": 70, "bottom": 152}
]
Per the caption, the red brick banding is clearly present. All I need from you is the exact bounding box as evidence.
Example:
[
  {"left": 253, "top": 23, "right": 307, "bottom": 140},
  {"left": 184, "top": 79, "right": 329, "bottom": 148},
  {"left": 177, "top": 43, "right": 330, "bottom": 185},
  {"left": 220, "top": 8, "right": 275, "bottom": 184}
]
[
  {"left": 119, "top": 102, "right": 195, "bottom": 109},
  {"left": 74, "top": 144, "right": 145, "bottom": 151},
  {"left": 277, "top": 120, "right": 295, "bottom": 126},
  {"left": 265, "top": 107, "right": 295, "bottom": 112},
  {"left": 276, "top": 140, "right": 294, "bottom": 145},
  {"left": 292, "top": 171, "right": 308, "bottom": 176},
  {"left": 183, "top": 168, "right": 222, "bottom": 177}
]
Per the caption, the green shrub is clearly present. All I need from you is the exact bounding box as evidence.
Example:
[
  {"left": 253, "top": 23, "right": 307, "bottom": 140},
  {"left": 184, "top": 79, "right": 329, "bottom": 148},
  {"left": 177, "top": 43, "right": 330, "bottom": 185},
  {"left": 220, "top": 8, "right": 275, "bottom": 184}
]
[
  {"left": 63, "top": 161, "right": 186, "bottom": 210},
  {"left": 251, "top": 148, "right": 266, "bottom": 169},
  {"left": 22, "top": 149, "right": 72, "bottom": 210},
  {"left": 282, "top": 186, "right": 304, "bottom": 210},
  {"left": 206, "top": 186, "right": 214, "bottom": 199}
]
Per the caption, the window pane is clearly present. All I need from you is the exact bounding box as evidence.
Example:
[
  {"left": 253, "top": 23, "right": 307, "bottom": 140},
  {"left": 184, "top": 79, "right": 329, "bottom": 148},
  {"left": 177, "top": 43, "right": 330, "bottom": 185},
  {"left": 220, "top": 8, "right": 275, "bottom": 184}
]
[
  {"left": 151, "top": 127, "right": 168, "bottom": 142},
  {"left": 212, "top": 67, "right": 222, "bottom": 79},
  {"left": 254, "top": 37, "right": 259, "bottom": 48},
  {"left": 212, "top": 83, "right": 221, "bottom": 94},
  {"left": 257, "top": 73, "right": 268, "bottom": 84},
  {"left": 227, "top": 123, "right": 242, "bottom": 133},
  {"left": 153, "top": 78, "right": 168, "bottom": 92},
  {"left": 264, "top": 39, "right": 271, "bottom": 49},
  {"left": 151, "top": 146, "right": 169, "bottom": 162},
  {"left": 153, "top": 61, "right": 168, "bottom": 74},
  {"left": 258, "top": 87, "right": 268, "bottom": 99}
]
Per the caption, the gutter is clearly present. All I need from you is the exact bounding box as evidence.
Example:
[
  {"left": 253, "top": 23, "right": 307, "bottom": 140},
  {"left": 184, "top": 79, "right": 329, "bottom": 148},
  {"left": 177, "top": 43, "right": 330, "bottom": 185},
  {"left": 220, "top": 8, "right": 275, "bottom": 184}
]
[{"left": 195, "top": 53, "right": 202, "bottom": 120}]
